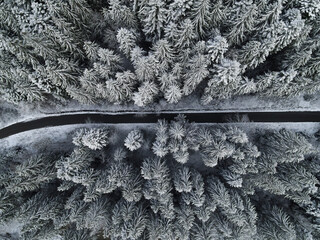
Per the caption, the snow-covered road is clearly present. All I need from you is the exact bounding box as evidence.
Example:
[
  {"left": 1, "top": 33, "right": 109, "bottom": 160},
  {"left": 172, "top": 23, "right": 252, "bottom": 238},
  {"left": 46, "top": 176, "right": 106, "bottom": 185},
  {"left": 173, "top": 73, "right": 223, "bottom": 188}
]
[{"left": 1, "top": 111, "right": 320, "bottom": 139}]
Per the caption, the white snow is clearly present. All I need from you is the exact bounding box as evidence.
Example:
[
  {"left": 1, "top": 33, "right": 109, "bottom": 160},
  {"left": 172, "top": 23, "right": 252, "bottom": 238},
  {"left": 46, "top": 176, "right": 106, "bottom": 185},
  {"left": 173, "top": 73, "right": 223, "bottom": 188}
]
[{"left": 1, "top": 121, "right": 319, "bottom": 151}]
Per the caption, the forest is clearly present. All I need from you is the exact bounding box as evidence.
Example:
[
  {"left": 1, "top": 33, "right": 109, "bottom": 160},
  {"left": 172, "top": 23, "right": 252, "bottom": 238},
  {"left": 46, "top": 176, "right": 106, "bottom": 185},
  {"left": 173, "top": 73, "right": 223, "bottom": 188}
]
[
  {"left": 1, "top": 115, "right": 320, "bottom": 239},
  {"left": 0, "top": 0, "right": 319, "bottom": 107},
  {"left": 1, "top": 0, "right": 320, "bottom": 239}
]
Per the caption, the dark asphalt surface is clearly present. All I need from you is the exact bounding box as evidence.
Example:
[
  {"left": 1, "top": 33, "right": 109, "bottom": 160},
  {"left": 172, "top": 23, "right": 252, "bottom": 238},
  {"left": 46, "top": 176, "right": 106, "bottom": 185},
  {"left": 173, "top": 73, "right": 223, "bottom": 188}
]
[{"left": 0, "top": 112, "right": 319, "bottom": 139}]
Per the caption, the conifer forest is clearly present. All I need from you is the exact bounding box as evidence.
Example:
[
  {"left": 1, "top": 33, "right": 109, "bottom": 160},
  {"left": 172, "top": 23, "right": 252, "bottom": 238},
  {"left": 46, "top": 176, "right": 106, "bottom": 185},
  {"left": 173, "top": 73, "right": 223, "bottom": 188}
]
[{"left": 1, "top": 0, "right": 320, "bottom": 239}]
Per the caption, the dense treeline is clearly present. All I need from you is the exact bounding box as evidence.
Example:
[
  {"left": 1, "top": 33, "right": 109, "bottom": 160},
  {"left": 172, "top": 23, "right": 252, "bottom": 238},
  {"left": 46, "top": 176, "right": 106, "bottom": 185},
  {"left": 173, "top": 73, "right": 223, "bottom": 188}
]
[
  {"left": 0, "top": 0, "right": 320, "bottom": 106},
  {"left": 1, "top": 115, "right": 320, "bottom": 239}
]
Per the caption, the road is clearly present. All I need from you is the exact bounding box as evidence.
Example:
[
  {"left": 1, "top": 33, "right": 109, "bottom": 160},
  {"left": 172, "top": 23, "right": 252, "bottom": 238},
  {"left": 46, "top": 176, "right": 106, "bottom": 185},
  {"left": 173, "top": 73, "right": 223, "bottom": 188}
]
[{"left": 0, "top": 111, "right": 320, "bottom": 139}]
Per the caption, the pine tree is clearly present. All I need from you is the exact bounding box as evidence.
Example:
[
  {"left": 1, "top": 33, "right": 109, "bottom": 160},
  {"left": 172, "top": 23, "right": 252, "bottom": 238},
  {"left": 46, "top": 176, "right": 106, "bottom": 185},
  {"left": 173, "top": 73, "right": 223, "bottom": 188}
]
[
  {"left": 206, "top": 35, "right": 229, "bottom": 63},
  {"left": 73, "top": 127, "right": 109, "bottom": 150},
  {"left": 181, "top": 169, "right": 205, "bottom": 207},
  {"left": 56, "top": 147, "right": 95, "bottom": 185},
  {"left": 116, "top": 28, "right": 137, "bottom": 57},
  {"left": 258, "top": 206, "right": 297, "bottom": 240},
  {"left": 168, "top": 0, "right": 193, "bottom": 22},
  {"left": 106, "top": 199, "right": 147, "bottom": 240},
  {"left": 105, "top": 0, "right": 137, "bottom": 29},
  {"left": 191, "top": 0, "right": 212, "bottom": 38},
  {"left": 152, "top": 119, "right": 169, "bottom": 158},
  {"left": 164, "top": 84, "right": 183, "bottom": 104},
  {"left": 148, "top": 213, "right": 175, "bottom": 240},
  {"left": 226, "top": 1, "right": 258, "bottom": 45},
  {"left": 104, "top": 71, "right": 136, "bottom": 104},
  {"left": 182, "top": 52, "right": 210, "bottom": 95},
  {"left": 84, "top": 197, "right": 111, "bottom": 235},
  {"left": 259, "top": 129, "right": 315, "bottom": 164},
  {"left": 5, "top": 155, "right": 56, "bottom": 193},
  {"left": 201, "top": 58, "right": 242, "bottom": 104},
  {"left": 175, "top": 202, "right": 195, "bottom": 239},
  {"left": 124, "top": 129, "right": 144, "bottom": 151},
  {"left": 201, "top": 139, "right": 235, "bottom": 167},
  {"left": 211, "top": 0, "right": 227, "bottom": 27},
  {"left": 138, "top": 0, "right": 168, "bottom": 41},
  {"left": 133, "top": 81, "right": 159, "bottom": 106},
  {"left": 173, "top": 165, "right": 193, "bottom": 193},
  {"left": 152, "top": 39, "right": 175, "bottom": 72},
  {"left": 170, "top": 19, "right": 197, "bottom": 50},
  {"left": 191, "top": 217, "right": 217, "bottom": 240},
  {"left": 18, "top": 191, "right": 64, "bottom": 239},
  {"left": 95, "top": 148, "right": 143, "bottom": 202},
  {"left": 0, "top": 189, "right": 19, "bottom": 224},
  {"left": 141, "top": 157, "right": 175, "bottom": 219}
]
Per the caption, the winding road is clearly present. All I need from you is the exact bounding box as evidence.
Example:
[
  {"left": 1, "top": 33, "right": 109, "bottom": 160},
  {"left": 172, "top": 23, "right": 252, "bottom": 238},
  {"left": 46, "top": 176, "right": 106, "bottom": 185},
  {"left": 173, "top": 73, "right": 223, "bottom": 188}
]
[{"left": 1, "top": 111, "right": 320, "bottom": 139}]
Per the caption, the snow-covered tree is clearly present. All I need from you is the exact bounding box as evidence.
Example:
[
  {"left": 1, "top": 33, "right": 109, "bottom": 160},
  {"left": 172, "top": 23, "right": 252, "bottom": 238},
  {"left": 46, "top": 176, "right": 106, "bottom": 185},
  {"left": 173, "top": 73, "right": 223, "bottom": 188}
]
[
  {"left": 5, "top": 155, "right": 56, "bottom": 193},
  {"left": 226, "top": 1, "right": 258, "bottom": 45},
  {"left": 133, "top": 81, "right": 159, "bottom": 106},
  {"left": 201, "top": 58, "right": 242, "bottom": 104},
  {"left": 138, "top": 0, "right": 168, "bottom": 41},
  {"left": 116, "top": 28, "right": 137, "bottom": 56},
  {"left": 56, "top": 147, "right": 95, "bottom": 185},
  {"left": 103, "top": 71, "right": 136, "bottom": 104},
  {"left": 105, "top": 0, "right": 137, "bottom": 29},
  {"left": 191, "top": 0, "right": 212, "bottom": 38},
  {"left": 124, "top": 129, "right": 144, "bottom": 151},
  {"left": 258, "top": 206, "right": 296, "bottom": 240},
  {"left": 141, "top": 157, "right": 175, "bottom": 219},
  {"left": 152, "top": 119, "right": 169, "bottom": 158},
  {"left": 105, "top": 199, "right": 147, "bottom": 240},
  {"left": 170, "top": 19, "right": 197, "bottom": 50},
  {"left": 206, "top": 36, "right": 228, "bottom": 63},
  {"left": 152, "top": 39, "right": 175, "bottom": 72},
  {"left": 182, "top": 52, "right": 210, "bottom": 95},
  {"left": 73, "top": 127, "right": 109, "bottom": 150}
]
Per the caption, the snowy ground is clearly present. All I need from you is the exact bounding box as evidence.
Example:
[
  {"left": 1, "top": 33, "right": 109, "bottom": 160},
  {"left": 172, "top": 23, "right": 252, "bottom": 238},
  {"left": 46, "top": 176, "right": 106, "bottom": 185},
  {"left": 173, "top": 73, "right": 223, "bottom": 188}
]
[{"left": 41, "top": 92, "right": 319, "bottom": 114}]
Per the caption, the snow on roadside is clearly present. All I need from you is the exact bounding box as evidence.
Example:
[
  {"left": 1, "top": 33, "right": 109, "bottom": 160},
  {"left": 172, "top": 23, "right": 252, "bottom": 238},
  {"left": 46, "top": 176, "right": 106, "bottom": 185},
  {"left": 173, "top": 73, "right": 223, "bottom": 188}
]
[
  {"left": 1, "top": 122, "right": 319, "bottom": 150},
  {"left": 0, "top": 220, "right": 22, "bottom": 240},
  {"left": 0, "top": 123, "right": 155, "bottom": 152},
  {"left": 1, "top": 93, "right": 320, "bottom": 129}
]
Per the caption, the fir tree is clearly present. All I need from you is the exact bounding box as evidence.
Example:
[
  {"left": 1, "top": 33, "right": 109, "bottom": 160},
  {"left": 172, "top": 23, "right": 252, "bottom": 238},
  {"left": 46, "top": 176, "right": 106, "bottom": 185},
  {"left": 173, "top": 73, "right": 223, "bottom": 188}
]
[
  {"left": 73, "top": 127, "right": 109, "bottom": 150},
  {"left": 152, "top": 39, "right": 175, "bottom": 72},
  {"left": 116, "top": 28, "right": 137, "bottom": 57},
  {"left": 56, "top": 147, "right": 95, "bottom": 185},
  {"left": 191, "top": 0, "right": 212, "bottom": 38},
  {"left": 258, "top": 206, "right": 297, "bottom": 240},
  {"left": 104, "top": 71, "right": 136, "bottom": 104},
  {"left": 106, "top": 199, "right": 147, "bottom": 240},
  {"left": 226, "top": 0, "right": 258, "bottom": 45},
  {"left": 182, "top": 51, "right": 210, "bottom": 95},
  {"left": 141, "top": 157, "right": 175, "bottom": 219},
  {"left": 132, "top": 81, "right": 159, "bottom": 106},
  {"left": 124, "top": 129, "right": 144, "bottom": 151},
  {"left": 152, "top": 119, "right": 169, "bottom": 158},
  {"left": 5, "top": 155, "right": 56, "bottom": 193},
  {"left": 138, "top": 0, "right": 168, "bottom": 41},
  {"left": 206, "top": 35, "right": 229, "bottom": 63},
  {"left": 201, "top": 58, "right": 242, "bottom": 104}
]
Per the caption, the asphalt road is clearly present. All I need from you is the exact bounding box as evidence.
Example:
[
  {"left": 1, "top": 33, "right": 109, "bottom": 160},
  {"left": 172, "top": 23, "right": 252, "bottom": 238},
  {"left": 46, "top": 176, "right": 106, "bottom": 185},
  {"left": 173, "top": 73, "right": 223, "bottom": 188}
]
[{"left": 0, "top": 111, "right": 320, "bottom": 139}]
